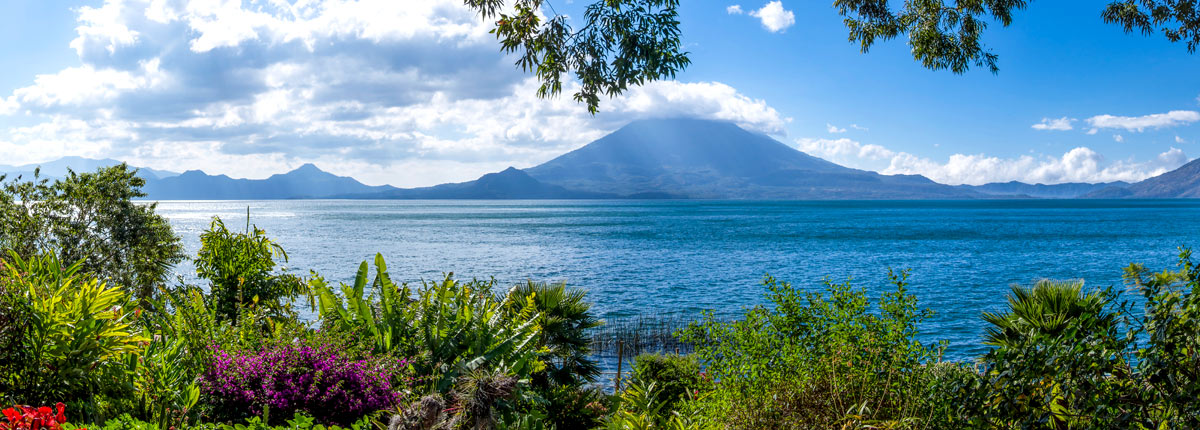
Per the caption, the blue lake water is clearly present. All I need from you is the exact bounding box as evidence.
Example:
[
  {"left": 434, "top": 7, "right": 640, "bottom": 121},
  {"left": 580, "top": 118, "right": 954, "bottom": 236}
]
[{"left": 156, "top": 199, "right": 1200, "bottom": 360}]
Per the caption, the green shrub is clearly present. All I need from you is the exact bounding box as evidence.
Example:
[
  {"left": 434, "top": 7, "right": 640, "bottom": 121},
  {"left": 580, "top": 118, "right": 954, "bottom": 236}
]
[
  {"left": 629, "top": 353, "right": 705, "bottom": 413},
  {"left": 0, "top": 165, "right": 184, "bottom": 302},
  {"left": 313, "top": 255, "right": 543, "bottom": 395},
  {"left": 910, "top": 362, "right": 980, "bottom": 429},
  {"left": 0, "top": 253, "right": 148, "bottom": 421},
  {"left": 678, "top": 270, "right": 946, "bottom": 429},
  {"left": 195, "top": 217, "right": 307, "bottom": 325},
  {"left": 539, "top": 385, "right": 609, "bottom": 430},
  {"left": 963, "top": 281, "right": 1136, "bottom": 429},
  {"left": 603, "top": 380, "right": 706, "bottom": 430},
  {"left": 311, "top": 255, "right": 418, "bottom": 358},
  {"left": 1114, "top": 248, "right": 1200, "bottom": 427}
]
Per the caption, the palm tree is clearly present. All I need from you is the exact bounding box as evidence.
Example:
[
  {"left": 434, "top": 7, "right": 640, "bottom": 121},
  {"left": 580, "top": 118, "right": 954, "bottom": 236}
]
[
  {"left": 982, "top": 280, "right": 1116, "bottom": 348},
  {"left": 504, "top": 281, "right": 603, "bottom": 388}
]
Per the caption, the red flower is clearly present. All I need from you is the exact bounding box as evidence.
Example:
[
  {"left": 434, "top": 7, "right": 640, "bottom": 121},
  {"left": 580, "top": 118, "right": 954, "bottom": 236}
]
[
  {"left": 2, "top": 408, "right": 19, "bottom": 423},
  {"left": 0, "top": 404, "right": 68, "bottom": 430}
]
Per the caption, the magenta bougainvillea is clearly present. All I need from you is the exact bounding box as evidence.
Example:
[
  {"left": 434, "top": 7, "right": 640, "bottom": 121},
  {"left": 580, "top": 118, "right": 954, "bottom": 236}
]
[{"left": 200, "top": 344, "right": 406, "bottom": 426}]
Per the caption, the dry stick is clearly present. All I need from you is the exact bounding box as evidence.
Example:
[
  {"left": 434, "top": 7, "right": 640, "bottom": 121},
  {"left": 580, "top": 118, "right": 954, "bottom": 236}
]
[{"left": 615, "top": 340, "right": 624, "bottom": 392}]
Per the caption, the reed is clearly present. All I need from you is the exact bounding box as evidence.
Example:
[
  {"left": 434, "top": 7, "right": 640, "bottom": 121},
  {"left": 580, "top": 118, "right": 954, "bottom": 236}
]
[{"left": 588, "top": 315, "right": 695, "bottom": 357}]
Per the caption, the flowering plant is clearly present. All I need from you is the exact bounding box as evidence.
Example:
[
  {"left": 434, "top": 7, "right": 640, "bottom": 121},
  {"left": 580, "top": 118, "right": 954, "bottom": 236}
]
[
  {"left": 200, "top": 344, "right": 407, "bottom": 426},
  {"left": 0, "top": 403, "right": 71, "bottom": 430}
]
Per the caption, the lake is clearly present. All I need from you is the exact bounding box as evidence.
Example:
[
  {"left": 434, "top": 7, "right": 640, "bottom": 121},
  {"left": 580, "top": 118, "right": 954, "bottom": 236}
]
[{"left": 157, "top": 199, "right": 1200, "bottom": 360}]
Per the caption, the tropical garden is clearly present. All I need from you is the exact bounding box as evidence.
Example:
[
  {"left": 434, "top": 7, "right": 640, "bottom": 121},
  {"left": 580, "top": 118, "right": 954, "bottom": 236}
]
[{"left": 7, "top": 164, "right": 1200, "bottom": 429}]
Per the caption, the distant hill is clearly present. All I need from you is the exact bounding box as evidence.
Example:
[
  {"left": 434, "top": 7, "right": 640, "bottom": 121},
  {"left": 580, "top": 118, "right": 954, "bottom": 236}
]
[
  {"left": 960, "top": 181, "right": 1130, "bottom": 199},
  {"left": 142, "top": 163, "right": 396, "bottom": 199},
  {"left": 359, "top": 167, "right": 615, "bottom": 199},
  {"left": 13, "top": 119, "right": 1191, "bottom": 200},
  {"left": 0, "top": 156, "right": 179, "bottom": 180},
  {"left": 1085, "top": 158, "right": 1200, "bottom": 198},
  {"left": 524, "top": 118, "right": 979, "bottom": 199}
]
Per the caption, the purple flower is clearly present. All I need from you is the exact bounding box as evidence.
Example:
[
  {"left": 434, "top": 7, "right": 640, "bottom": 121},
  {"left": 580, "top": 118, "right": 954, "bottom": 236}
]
[{"left": 200, "top": 344, "right": 409, "bottom": 426}]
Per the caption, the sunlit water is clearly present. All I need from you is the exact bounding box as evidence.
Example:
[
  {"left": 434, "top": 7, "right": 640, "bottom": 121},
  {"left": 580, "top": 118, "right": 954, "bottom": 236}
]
[{"left": 155, "top": 199, "right": 1200, "bottom": 360}]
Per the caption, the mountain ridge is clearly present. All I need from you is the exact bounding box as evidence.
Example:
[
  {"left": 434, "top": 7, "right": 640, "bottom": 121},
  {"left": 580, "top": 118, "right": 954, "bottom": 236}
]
[
  {"left": 1084, "top": 158, "right": 1200, "bottom": 198},
  {"left": 524, "top": 118, "right": 979, "bottom": 199},
  {"left": 6, "top": 118, "right": 1200, "bottom": 200},
  {"left": 959, "top": 181, "right": 1131, "bottom": 199}
]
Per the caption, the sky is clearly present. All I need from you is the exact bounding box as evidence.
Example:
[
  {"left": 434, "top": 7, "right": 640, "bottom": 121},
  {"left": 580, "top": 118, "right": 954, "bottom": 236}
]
[{"left": 1, "top": 0, "right": 1198, "bottom": 187}]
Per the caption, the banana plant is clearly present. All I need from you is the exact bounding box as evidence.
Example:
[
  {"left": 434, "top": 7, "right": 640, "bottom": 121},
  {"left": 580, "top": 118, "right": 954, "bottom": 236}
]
[
  {"left": 311, "top": 254, "right": 544, "bottom": 395},
  {"left": 312, "top": 254, "right": 416, "bottom": 355}
]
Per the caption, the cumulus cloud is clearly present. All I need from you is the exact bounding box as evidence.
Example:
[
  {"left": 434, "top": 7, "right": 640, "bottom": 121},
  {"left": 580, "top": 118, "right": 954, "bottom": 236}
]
[
  {"left": 1086, "top": 110, "right": 1200, "bottom": 132},
  {"left": 1031, "top": 117, "right": 1074, "bottom": 131},
  {"left": 794, "top": 137, "right": 1189, "bottom": 185},
  {"left": 885, "top": 147, "right": 1188, "bottom": 185},
  {"left": 1114, "top": 134, "right": 1124, "bottom": 142},
  {"left": 748, "top": 1, "right": 795, "bottom": 33},
  {"left": 1177, "top": 136, "right": 1188, "bottom": 144},
  {"left": 795, "top": 137, "right": 895, "bottom": 164},
  {"left": 826, "top": 123, "right": 846, "bottom": 134},
  {"left": 727, "top": 5, "right": 744, "bottom": 14},
  {"left": 0, "top": 0, "right": 790, "bottom": 187}
]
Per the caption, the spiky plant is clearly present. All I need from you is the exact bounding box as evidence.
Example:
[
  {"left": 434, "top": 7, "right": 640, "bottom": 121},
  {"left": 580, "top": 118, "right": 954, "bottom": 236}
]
[
  {"left": 504, "top": 281, "right": 602, "bottom": 389},
  {"left": 982, "top": 280, "right": 1116, "bottom": 348}
]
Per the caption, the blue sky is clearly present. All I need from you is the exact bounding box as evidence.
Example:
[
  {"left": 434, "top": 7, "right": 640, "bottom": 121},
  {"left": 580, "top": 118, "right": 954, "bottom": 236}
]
[{"left": 1, "top": 0, "right": 1198, "bottom": 187}]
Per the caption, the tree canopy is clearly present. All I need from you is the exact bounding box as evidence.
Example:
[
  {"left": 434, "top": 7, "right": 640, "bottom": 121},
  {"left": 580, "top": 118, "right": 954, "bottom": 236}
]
[
  {"left": 463, "top": 0, "right": 690, "bottom": 115},
  {"left": 0, "top": 165, "right": 185, "bottom": 302},
  {"left": 467, "top": 0, "right": 1199, "bottom": 112}
]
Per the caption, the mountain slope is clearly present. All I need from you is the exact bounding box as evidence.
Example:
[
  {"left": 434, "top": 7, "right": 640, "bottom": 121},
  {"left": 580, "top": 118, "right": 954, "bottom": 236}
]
[
  {"left": 525, "top": 118, "right": 979, "bottom": 199},
  {"left": 0, "top": 156, "right": 180, "bottom": 180},
  {"left": 361, "top": 167, "right": 615, "bottom": 199},
  {"left": 142, "top": 163, "right": 395, "bottom": 199},
  {"left": 1085, "top": 158, "right": 1200, "bottom": 198},
  {"left": 961, "top": 181, "right": 1130, "bottom": 199}
]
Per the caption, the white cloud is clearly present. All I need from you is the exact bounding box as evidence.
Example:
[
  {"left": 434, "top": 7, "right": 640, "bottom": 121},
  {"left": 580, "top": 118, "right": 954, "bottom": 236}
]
[
  {"left": 1086, "top": 110, "right": 1200, "bottom": 132},
  {"left": 748, "top": 1, "right": 795, "bottom": 33},
  {"left": 850, "top": 124, "right": 867, "bottom": 131},
  {"left": 795, "top": 137, "right": 895, "bottom": 164},
  {"left": 1031, "top": 117, "right": 1074, "bottom": 131},
  {"left": 826, "top": 123, "right": 846, "bottom": 134},
  {"left": 1177, "top": 136, "right": 1187, "bottom": 144},
  {"left": 0, "top": 0, "right": 789, "bottom": 187},
  {"left": 885, "top": 147, "right": 1187, "bottom": 185},
  {"left": 10, "top": 59, "right": 166, "bottom": 109},
  {"left": 794, "top": 136, "right": 1188, "bottom": 185},
  {"left": 1114, "top": 134, "right": 1124, "bottom": 142},
  {"left": 726, "top": 5, "right": 744, "bottom": 14}
]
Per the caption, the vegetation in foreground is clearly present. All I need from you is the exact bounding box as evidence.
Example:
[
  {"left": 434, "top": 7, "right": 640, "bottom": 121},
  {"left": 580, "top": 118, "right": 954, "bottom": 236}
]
[{"left": 7, "top": 165, "right": 1200, "bottom": 429}]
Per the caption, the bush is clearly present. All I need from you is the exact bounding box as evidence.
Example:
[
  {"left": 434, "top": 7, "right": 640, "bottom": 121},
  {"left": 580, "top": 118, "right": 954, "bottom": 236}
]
[
  {"left": 313, "top": 256, "right": 543, "bottom": 395},
  {"left": 0, "top": 253, "right": 147, "bottom": 420},
  {"left": 629, "top": 353, "right": 705, "bottom": 413},
  {"left": 1128, "top": 248, "right": 1200, "bottom": 427},
  {"left": 963, "top": 281, "right": 1137, "bottom": 428},
  {"left": 0, "top": 165, "right": 184, "bottom": 302},
  {"left": 199, "top": 344, "right": 406, "bottom": 426},
  {"left": 603, "top": 380, "right": 706, "bottom": 430},
  {"left": 678, "top": 270, "right": 945, "bottom": 429},
  {"left": 195, "top": 217, "right": 306, "bottom": 325},
  {"left": 539, "top": 385, "right": 608, "bottom": 430}
]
